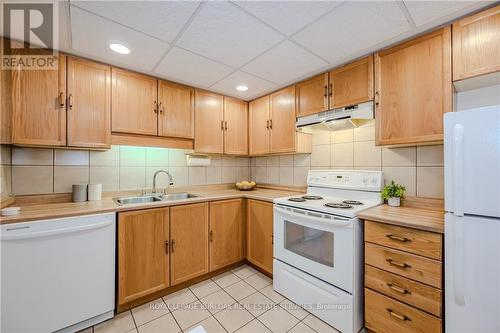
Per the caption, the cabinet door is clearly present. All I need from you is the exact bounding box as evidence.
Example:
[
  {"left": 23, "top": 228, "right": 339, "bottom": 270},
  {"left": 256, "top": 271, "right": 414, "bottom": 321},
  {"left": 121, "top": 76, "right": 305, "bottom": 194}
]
[
  {"left": 158, "top": 80, "right": 194, "bottom": 139},
  {"left": 111, "top": 68, "right": 158, "bottom": 135},
  {"left": 209, "top": 199, "right": 244, "bottom": 271},
  {"left": 330, "top": 56, "right": 373, "bottom": 108},
  {"left": 270, "top": 86, "right": 296, "bottom": 154},
  {"left": 11, "top": 55, "right": 66, "bottom": 146},
  {"left": 375, "top": 27, "right": 452, "bottom": 146},
  {"left": 1, "top": 53, "right": 12, "bottom": 144},
  {"left": 170, "top": 202, "right": 209, "bottom": 285},
  {"left": 67, "top": 57, "right": 111, "bottom": 148},
  {"left": 223, "top": 97, "right": 248, "bottom": 155},
  {"left": 247, "top": 199, "right": 273, "bottom": 274},
  {"left": 194, "top": 90, "right": 224, "bottom": 154},
  {"left": 249, "top": 95, "right": 270, "bottom": 155},
  {"left": 118, "top": 208, "right": 169, "bottom": 305},
  {"left": 296, "top": 73, "right": 329, "bottom": 117},
  {"left": 453, "top": 5, "right": 500, "bottom": 81}
]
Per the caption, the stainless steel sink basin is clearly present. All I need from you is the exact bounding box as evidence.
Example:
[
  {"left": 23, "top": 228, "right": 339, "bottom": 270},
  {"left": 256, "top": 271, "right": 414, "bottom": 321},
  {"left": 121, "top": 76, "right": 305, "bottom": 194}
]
[
  {"left": 163, "top": 193, "right": 198, "bottom": 200},
  {"left": 113, "top": 193, "right": 199, "bottom": 206}
]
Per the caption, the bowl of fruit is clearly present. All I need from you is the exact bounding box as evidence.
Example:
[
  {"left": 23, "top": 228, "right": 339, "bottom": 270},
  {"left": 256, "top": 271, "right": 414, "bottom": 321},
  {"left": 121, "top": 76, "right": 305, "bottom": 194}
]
[{"left": 235, "top": 180, "right": 256, "bottom": 191}]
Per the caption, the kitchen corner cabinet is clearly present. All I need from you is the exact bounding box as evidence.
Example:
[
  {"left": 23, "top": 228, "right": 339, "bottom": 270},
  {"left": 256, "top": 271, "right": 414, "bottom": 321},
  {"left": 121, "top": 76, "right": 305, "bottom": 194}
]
[
  {"left": 296, "top": 73, "right": 329, "bottom": 117},
  {"left": 247, "top": 199, "right": 273, "bottom": 274},
  {"left": 209, "top": 199, "right": 245, "bottom": 271},
  {"left": 118, "top": 208, "right": 170, "bottom": 305},
  {"left": 158, "top": 81, "right": 194, "bottom": 139},
  {"left": 194, "top": 90, "right": 224, "bottom": 154},
  {"left": 111, "top": 68, "right": 158, "bottom": 136},
  {"left": 375, "top": 27, "right": 452, "bottom": 146},
  {"left": 67, "top": 57, "right": 111, "bottom": 148},
  {"left": 223, "top": 97, "right": 248, "bottom": 155},
  {"left": 453, "top": 5, "right": 500, "bottom": 81},
  {"left": 11, "top": 54, "right": 66, "bottom": 146},
  {"left": 170, "top": 202, "right": 209, "bottom": 286}
]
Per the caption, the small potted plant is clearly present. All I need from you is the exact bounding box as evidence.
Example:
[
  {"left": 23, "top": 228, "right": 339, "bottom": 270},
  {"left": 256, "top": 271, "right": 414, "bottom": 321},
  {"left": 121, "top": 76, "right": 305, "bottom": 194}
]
[{"left": 381, "top": 181, "right": 406, "bottom": 207}]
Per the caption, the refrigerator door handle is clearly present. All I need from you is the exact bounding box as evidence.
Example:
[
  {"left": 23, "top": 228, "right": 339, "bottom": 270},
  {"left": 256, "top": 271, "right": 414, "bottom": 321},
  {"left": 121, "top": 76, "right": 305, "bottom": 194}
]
[
  {"left": 454, "top": 216, "right": 466, "bottom": 305},
  {"left": 453, "top": 124, "right": 465, "bottom": 217}
]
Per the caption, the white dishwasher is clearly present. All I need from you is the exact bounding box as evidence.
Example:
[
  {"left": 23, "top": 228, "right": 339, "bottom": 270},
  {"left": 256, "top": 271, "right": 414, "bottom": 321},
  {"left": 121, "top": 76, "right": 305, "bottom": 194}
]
[{"left": 1, "top": 213, "right": 116, "bottom": 333}]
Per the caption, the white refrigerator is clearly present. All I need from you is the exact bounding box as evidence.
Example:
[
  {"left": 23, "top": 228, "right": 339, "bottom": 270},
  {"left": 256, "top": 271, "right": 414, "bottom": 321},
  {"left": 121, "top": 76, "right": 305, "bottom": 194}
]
[{"left": 444, "top": 106, "right": 500, "bottom": 333}]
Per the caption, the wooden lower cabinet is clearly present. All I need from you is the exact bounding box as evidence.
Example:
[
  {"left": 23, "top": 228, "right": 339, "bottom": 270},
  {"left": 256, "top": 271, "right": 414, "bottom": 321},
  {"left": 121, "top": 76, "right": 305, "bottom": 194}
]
[
  {"left": 118, "top": 208, "right": 169, "bottom": 305},
  {"left": 209, "top": 199, "right": 245, "bottom": 271},
  {"left": 246, "top": 199, "right": 273, "bottom": 274},
  {"left": 170, "top": 202, "right": 209, "bottom": 286}
]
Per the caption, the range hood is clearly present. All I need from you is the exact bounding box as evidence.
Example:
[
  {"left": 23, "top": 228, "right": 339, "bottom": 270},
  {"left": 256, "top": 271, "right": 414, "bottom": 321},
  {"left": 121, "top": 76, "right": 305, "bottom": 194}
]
[{"left": 296, "top": 101, "right": 374, "bottom": 131}]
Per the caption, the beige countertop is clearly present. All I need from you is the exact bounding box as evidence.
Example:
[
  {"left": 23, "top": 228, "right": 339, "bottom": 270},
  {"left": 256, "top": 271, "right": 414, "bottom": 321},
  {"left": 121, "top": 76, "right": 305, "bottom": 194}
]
[{"left": 0, "top": 186, "right": 303, "bottom": 224}]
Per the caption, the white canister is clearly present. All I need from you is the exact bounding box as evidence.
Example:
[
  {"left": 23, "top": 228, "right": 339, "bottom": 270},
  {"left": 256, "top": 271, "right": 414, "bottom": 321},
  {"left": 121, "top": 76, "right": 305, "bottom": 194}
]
[
  {"left": 387, "top": 197, "right": 401, "bottom": 207},
  {"left": 88, "top": 183, "right": 102, "bottom": 201},
  {"left": 72, "top": 184, "right": 88, "bottom": 202}
]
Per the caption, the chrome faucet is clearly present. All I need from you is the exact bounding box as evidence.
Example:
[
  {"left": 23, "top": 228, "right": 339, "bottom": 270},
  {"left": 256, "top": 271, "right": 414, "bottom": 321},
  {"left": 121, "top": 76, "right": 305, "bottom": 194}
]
[{"left": 152, "top": 169, "right": 174, "bottom": 194}]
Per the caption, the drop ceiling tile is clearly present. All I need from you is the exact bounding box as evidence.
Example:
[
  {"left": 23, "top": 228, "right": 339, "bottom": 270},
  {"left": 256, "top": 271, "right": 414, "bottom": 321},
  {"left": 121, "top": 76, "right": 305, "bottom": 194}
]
[
  {"left": 292, "top": 1, "right": 411, "bottom": 64},
  {"left": 176, "top": 1, "right": 283, "bottom": 68},
  {"left": 403, "top": 1, "right": 490, "bottom": 27},
  {"left": 242, "top": 41, "right": 328, "bottom": 85},
  {"left": 235, "top": 0, "right": 343, "bottom": 36},
  {"left": 71, "top": 1, "right": 200, "bottom": 42},
  {"left": 210, "top": 71, "right": 277, "bottom": 100},
  {"left": 70, "top": 6, "right": 169, "bottom": 71},
  {"left": 155, "top": 47, "right": 234, "bottom": 88}
]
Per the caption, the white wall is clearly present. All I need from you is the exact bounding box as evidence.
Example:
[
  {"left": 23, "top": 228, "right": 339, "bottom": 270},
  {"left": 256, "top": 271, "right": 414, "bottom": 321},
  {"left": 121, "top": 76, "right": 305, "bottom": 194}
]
[{"left": 455, "top": 84, "right": 500, "bottom": 111}]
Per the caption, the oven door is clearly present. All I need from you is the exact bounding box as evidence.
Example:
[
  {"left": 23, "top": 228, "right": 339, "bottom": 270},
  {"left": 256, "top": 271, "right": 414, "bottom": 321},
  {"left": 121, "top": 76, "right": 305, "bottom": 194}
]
[{"left": 274, "top": 204, "right": 355, "bottom": 293}]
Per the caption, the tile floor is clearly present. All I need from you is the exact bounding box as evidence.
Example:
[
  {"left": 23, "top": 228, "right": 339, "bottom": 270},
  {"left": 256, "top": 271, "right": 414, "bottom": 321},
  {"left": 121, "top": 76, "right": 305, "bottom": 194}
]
[{"left": 83, "top": 264, "right": 340, "bottom": 333}]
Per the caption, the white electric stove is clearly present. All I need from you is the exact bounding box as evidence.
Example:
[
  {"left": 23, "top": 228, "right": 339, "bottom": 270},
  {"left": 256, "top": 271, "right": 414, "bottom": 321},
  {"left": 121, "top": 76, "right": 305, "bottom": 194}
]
[{"left": 273, "top": 170, "right": 383, "bottom": 333}]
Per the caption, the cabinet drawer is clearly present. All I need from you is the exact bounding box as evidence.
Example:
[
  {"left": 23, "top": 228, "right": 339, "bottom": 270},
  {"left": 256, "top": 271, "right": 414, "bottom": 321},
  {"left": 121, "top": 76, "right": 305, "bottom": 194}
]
[
  {"left": 365, "top": 243, "right": 441, "bottom": 288},
  {"left": 365, "top": 221, "right": 442, "bottom": 260},
  {"left": 365, "top": 265, "right": 442, "bottom": 317},
  {"left": 365, "top": 288, "right": 442, "bottom": 333}
]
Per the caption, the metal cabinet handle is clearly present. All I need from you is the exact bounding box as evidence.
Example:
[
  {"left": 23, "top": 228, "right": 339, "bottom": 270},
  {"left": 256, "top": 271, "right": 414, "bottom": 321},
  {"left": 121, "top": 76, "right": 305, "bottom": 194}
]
[
  {"left": 154, "top": 101, "right": 158, "bottom": 114},
  {"left": 221, "top": 120, "right": 224, "bottom": 131},
  {"left": 375, "top": 91, "right": 380, "bottom": 107},
  {"left": 158, "top": 102, "right": 163, "bottom": 114},
  {"left": 165, "top": 240, "right": 169, "bottom": 254},
  {"left": 388, "top": 283, "right": 411, "bottom": 295},
  {"left": 323, "top": 85, "right": 328, "bottom": 98},
  {"left": 68, "top": 94, "right": 73, "bottom": 110},
  {"left": 386, "top": 234, "right": 411, "bottom": 242},
  {"left": 224, "top": 121, "right": 228, "bottom": 131},
  {"left": 58, "top": 92, "right": 65, "bottom": 109},
  {"left": 171, "top": 239, "right": 175, "bottom": 253},
  {"left": 387, "top": 308, "right": 411, "bottom": 321},
  {"left": 272, "top": 233, "right": 274, "bottom": 245},
  {"left": 266, "top": 120, "right": 270, "bottom": 130},
  {"left": 209, "top": 230, "right": 213, "bottom": 243},
  {"left": 387, "top": 258, "right": 411, "bottom": 269},
  {"left": 329, "top": 83, "right": 333, "bottom": 96},
  {"left": 269, "top": 119, "right": 273, "bottom": 129}
]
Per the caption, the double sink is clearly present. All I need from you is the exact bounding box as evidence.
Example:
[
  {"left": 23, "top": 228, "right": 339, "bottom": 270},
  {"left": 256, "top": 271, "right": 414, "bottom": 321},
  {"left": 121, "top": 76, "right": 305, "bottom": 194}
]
[{"left": 113, "top": 192, "right": 199, "bottom": 206}]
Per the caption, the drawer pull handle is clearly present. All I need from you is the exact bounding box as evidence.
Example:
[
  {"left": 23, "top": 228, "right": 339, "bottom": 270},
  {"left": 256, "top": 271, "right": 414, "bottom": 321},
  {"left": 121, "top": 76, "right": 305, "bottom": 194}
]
[
  {"left": 387, "top": 308, "right": 411, "bottom": 321},
  {"left": 387, "top": 234, "right": 410, "bottom": 242},
  {"left": 388, "top": 283, "right": 411, "bottom": 295},
  {"left": 387, "top": 258, "right": 411, "bottom": 269}
]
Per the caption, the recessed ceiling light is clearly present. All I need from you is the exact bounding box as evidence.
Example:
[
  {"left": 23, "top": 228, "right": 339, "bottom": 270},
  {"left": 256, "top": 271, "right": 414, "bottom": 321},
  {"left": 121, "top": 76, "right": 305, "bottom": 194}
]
[
  {"left": 236, "top": 85, "right": 248, "bottom": 91},
  {"left": 109, "top": 42, "right": 130, "bottom": 55}
]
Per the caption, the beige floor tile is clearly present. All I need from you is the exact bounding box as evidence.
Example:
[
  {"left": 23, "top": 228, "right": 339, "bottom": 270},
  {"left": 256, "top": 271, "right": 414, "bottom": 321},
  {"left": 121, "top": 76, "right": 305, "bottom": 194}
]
[
  {"left": 279, "top": 300, "right": 309, "bottom": 320},
  {"left": 224, "top": 280, "right": 257, "bottom": 301},
  {"left": 238, "top": 292, "right": 275, "bottom": 317},
  {"left": 214, "top": 305, "right": 253, "bottom": 332},
  {"left": 131, "top": 298, "right": 169, "bottom": 326},
  {"left": 190, "top": 279, "right": 221, "bottom": 299},
  {"left": 302, "top": 314, "right": 339, "bottom": 333},
  {"left": 259, "top": 285, "right": 285, "bottom": 304},
  {"left": 163, "top": 288, "right": 197, "bottom": 312},
  {"left": 94, "top": 311, "right": 135, "bottom": 333},
  {"left": 258, "top": 307, "right": 299, "bottom": 333},
  {"left": 171, "top": 301, "right": 211, "bottom": 330},
  {"left": 212, "top": 271, "right": 241, "bottom": 288},
  {"left": 244, "top": 272, "right": 272, "bottom": 290},
  {"left": 231, "top": 265, "right": 257, "bottom": 279},
  {"left": 200, "top": 289, "right": 236, "bottom": 314},
  {"left": 288, "top": 322, "right": 316, "bottom": 333},
  {"left": 185, "top": 316, "right": 226, "bottom": 333},
  {"left": 235, "top": 319, "right": 271, "bottom": 333},
  {"left": 136, "top": 314, "right": 180, "bottom": 333}
]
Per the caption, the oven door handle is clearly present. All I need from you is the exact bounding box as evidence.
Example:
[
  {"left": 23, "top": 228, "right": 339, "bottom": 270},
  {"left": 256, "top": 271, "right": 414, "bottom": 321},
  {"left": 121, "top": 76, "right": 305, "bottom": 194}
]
[{"left": 275, "top": 205, "right": 352, "bottom": 228}]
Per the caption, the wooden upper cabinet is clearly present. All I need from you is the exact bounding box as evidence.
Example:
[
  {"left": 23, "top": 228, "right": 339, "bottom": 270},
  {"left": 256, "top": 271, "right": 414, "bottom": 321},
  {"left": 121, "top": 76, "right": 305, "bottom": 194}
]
[
  {"left": 118, "top": 208, "right": 169, "bottom": 305},
  {"left": 170, "top": 202, "right": 209, "bottom": 286},
  {"left": 330, "top": 56, "right": 373, "bottom": 108},
  {"left": 375, "top": 27, "right": 452, "bottom": 146},
  {"left": 11, "top": 54, "right": 66, "bottom": 146},
  {"left": 209, "top": 199, "right": 244, "bottom": 271},
  {"left": 295, "top": 73, "right": 329, "bottom": 117},
  {"left": 66, "top": 57, "right": 111, "bottom": 148},
  {"left": 247, "top": 199, "right": 273, "bottom": 275},
  {"left": 270, "top": 86, "right": 296, "bottom": 154},
  {"left": 194, "top": 90, "right": 224, "bottom": 154},
  {"left": 249, "top": 95, "right": 270, "bottom": 155},
  {"left": 111, "top": 68, "right": 158, "bottom": 136},
  {"left": 223, "top": 97, "right": 248, "bottom": 155},
  {"left": 158, "top": 81, "right": 194, "bottom": 139},
  {"left": 453, "top": 5, "right": 500, "bottom": 81},
  {"left": 1, "top": 63, "right": 12, "bottom": 144}
]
